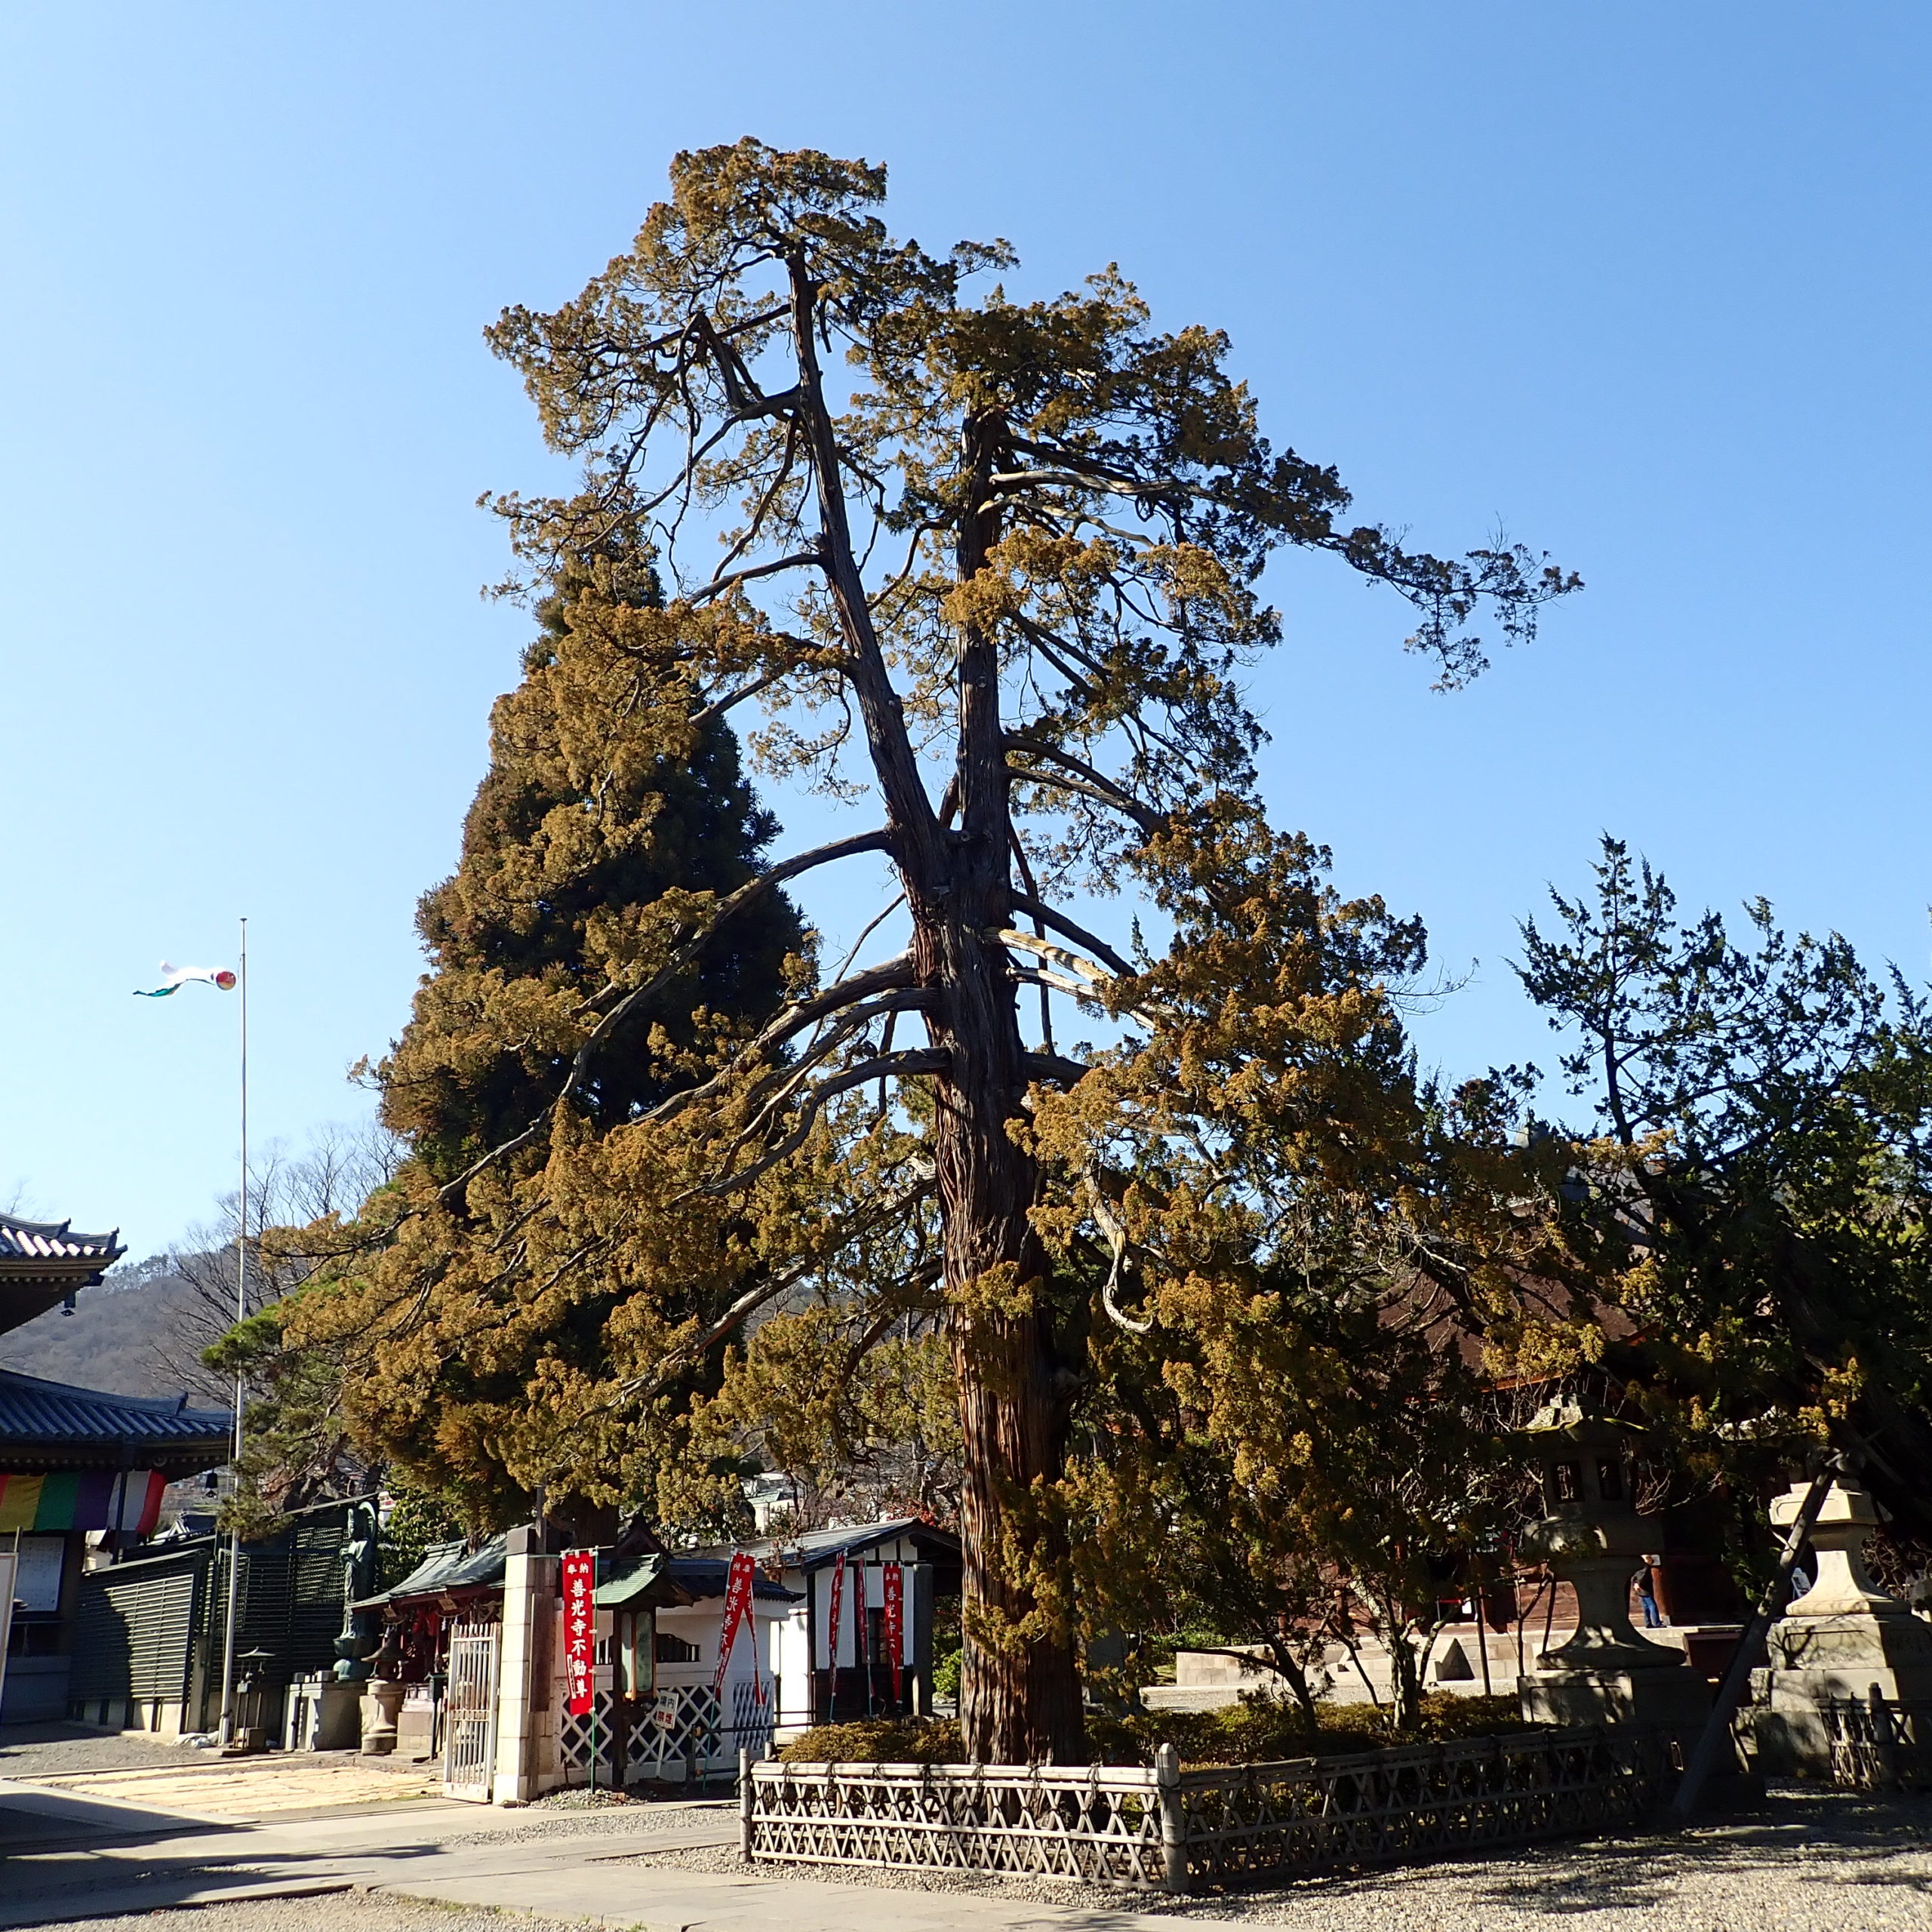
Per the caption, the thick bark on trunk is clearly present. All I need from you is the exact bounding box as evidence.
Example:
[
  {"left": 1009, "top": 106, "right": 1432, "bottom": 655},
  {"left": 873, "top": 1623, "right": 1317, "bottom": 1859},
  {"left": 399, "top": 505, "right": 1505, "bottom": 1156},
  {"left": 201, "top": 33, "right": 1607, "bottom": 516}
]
[
  {"left": 924, "top": 411, "right": 1086, "bottom": 1766},
  {"left": 788, "top": 291, "right": 1085, "bottom": 1762},
  {"left": 919, "top": 900, "right": 1085, "bottom": 1764}
]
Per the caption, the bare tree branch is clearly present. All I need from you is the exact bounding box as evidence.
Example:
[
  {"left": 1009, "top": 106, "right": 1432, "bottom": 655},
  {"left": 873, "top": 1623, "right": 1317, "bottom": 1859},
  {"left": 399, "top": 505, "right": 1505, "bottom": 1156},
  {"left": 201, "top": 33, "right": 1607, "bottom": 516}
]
[{"left": 703, "top": 1049, "right": 950, "bottom": 1198}]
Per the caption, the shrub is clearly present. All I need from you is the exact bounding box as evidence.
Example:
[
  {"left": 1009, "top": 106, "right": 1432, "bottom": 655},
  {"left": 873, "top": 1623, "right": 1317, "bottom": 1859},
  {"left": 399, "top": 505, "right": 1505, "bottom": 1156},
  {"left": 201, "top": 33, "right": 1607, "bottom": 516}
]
[
  {"left": 1086, "top": 1691, "right": 1531, "bottom": 1767},
  {"left": 776, "top": 1718, "right": 966, "bottom": 1764}
]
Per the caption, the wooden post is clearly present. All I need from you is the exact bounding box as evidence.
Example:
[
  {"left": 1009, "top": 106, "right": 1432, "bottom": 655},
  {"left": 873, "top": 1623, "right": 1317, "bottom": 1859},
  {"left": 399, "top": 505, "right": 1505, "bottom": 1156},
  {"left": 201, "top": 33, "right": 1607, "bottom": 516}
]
[
  {"left": 1155, "top": 1741, "right": 1187, "bottom": 1895},
  {"left": 739, "top": 1746, "right": 754, "bottom": 1860}
]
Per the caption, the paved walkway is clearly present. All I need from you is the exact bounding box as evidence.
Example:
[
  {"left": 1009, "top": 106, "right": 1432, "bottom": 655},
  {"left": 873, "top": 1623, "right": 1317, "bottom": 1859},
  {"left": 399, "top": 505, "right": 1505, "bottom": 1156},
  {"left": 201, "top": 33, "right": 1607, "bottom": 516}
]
[{"left": 1, "top": 1729, "right": 1927, "bottom": 1931}]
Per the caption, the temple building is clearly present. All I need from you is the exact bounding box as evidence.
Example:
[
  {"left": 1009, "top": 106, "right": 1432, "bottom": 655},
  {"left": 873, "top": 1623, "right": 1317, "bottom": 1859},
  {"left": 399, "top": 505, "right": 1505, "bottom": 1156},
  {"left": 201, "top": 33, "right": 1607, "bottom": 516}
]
[{"left": 0, "top": 1212, "right": 232, "bottom": 1721}]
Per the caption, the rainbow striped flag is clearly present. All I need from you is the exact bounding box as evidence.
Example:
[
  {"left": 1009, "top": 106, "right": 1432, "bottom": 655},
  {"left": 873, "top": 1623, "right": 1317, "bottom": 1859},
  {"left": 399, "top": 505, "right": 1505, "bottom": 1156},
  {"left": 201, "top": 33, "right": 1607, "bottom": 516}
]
[{"left": 0, "top": 1471, "right": 166, "bottom": 1534}]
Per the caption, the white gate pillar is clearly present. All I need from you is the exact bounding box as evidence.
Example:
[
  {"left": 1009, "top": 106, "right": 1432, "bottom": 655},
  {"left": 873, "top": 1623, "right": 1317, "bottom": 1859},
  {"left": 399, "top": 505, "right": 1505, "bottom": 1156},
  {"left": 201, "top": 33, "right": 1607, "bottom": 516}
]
[{"left": 492, "top": 1525, "right": 562, "bottom": 1804}]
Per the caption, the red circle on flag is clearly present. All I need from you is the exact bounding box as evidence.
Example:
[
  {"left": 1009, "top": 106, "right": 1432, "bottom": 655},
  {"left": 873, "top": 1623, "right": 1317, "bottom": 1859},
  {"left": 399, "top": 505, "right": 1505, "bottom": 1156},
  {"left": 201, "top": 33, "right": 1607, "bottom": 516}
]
[{"left": 214, "top": 971, "right": 238, "bottom": 990}]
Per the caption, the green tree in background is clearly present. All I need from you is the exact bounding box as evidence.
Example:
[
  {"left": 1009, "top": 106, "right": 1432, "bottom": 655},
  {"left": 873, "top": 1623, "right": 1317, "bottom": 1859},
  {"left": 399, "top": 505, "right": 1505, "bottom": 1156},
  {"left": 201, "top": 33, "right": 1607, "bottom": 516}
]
[
  {"left": 1515, "top": 836, "right": 1932, "bottom": 1546},
  {"left": 248, "top": 549, "right": 809, "bottom": 1539}
]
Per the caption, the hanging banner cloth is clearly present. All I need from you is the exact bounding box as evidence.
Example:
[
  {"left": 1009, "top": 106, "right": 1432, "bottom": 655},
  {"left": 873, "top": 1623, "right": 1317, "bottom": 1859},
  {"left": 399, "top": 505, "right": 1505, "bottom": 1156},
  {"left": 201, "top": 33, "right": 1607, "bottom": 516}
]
[
  {"left": 881, "top": 1561, "right": 904, "bottom": 1700},
  {"left": 826, "top": 1550, "right": 846, "bottom": 1673},
  {"left": 561, "top": 1549, "right": 596, "bottom": 1716},
  {"left": 852, "top": 1556, "right": 870, "bottom": 1707},
  {"left": 0, "top": 1470, "right": 166, "bottom": 1534},
  {"left": 712, "top": 1550, "right": 757, "bottom": 1694}
]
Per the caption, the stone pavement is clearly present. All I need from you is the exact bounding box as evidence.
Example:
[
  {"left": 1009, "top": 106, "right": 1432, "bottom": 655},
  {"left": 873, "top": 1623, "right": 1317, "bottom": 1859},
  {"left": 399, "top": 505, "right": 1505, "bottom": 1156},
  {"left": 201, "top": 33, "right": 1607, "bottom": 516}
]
[
  {"left": 0, "top": 1773, "right": 1165, "bottom": 1931},
  {"left": 3, "top": 1736, "right": 1929, "bottom": 1932}
]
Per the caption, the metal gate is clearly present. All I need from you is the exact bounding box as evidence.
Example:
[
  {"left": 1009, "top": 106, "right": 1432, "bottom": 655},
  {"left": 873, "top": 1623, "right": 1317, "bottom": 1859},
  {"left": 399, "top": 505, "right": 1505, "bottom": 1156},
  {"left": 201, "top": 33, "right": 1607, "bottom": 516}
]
[{"left": 443, "top": 1622, "right": 500, "bottom": 1801}]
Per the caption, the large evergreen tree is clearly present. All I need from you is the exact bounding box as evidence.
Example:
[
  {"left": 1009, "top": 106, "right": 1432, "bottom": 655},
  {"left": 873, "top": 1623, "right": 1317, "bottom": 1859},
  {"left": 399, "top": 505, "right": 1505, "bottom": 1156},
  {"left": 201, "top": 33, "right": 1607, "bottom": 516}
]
[
  {"left": 463, "top": 138, "right": 1576, "bottom": 1758},
  {"left": 257, "top": 552, "right": 810, "bottom": 1538}
]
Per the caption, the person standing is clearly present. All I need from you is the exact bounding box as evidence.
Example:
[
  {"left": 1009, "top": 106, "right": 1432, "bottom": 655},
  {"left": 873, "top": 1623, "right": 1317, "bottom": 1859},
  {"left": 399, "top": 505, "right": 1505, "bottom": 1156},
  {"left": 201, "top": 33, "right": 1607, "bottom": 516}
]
[{"left": 1635, "top": 1556, "right": 1666, "bottom": 1628}]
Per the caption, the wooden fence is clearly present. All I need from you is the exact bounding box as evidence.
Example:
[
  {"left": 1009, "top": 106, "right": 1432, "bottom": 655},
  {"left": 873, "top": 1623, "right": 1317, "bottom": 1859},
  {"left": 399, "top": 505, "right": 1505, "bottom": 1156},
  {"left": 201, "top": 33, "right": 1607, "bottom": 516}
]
[
  {"left": 1822, "top": 1693, "right": 1932, "bottom": 1792},
  {"left": 743, "top": 1725, "right": 1675, "bottom": 1893}
]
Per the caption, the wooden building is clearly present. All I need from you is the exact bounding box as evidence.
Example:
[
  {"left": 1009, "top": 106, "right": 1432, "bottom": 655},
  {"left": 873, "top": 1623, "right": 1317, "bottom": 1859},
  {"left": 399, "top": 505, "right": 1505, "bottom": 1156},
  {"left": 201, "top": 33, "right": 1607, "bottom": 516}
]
[{"left": 0, "top": 1213, "right": 231, "bottom": 1721}]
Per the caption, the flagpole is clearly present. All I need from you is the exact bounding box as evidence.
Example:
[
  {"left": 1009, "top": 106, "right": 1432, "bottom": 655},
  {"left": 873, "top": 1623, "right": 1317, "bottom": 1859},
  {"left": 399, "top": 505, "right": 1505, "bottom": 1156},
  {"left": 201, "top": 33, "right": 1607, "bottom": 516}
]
[{"left": 217, "top": 917, "right": 248, "bottom": 1748}]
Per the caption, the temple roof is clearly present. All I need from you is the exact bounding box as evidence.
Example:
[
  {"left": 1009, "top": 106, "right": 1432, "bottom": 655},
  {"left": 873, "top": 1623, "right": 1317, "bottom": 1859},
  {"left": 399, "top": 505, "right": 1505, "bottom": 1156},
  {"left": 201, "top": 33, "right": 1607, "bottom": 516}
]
[
  {"left": 0, "top": 1367, "right": 231, "bottom": 1475},
  {"left": 0, "top": 1215, "right": 122, "bottom": 1269},
  {"left": 0, "top": 1214, "right": 128, "bottom": 1334}
]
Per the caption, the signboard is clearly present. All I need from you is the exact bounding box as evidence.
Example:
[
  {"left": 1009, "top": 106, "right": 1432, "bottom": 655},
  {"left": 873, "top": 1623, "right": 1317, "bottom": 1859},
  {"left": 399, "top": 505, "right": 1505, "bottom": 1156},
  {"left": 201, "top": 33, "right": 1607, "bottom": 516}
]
[
  {"left": 711, "top": 1551, "right": 757, "bottom": 1693},
  {"left": 651, "top": 1689, "right": 681, "bottom": 1730},
  {"left": 881, "top": 1561, "right": 904, "bottom": 1700},
  {"left": 561, "top": 1549, "right": 596, "bottom": 1717}
]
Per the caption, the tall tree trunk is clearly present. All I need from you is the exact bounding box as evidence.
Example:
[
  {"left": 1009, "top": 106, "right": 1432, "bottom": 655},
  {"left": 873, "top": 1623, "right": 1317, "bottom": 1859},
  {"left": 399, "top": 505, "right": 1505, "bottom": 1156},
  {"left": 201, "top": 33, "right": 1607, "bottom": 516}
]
[
  {"left": 923, "top": 405, "right": 1084, "bottom": 1764},
  {"left": 792, "top": 293, "right": 1085, "bottom": 1761},
  {"left": 919, "top": 901, "right": 1084, "bottom": 1763}
]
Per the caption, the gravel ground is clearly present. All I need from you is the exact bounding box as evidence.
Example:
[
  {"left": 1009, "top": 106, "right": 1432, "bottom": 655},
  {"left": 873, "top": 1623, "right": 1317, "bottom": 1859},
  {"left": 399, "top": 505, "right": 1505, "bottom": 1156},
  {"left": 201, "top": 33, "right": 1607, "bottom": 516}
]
[
  {"left": 0, "top": 1722, "right": 209, "bottom": 1777},
  {"left": 620, "top": 1783, "right": 1932, "bottom": 1929},
  {"left": 437, "top": 1796, "right": 736, "bottom": 1850},
  {"left": 27, "top": 1897, "right": 605, "bottom": 1932}
]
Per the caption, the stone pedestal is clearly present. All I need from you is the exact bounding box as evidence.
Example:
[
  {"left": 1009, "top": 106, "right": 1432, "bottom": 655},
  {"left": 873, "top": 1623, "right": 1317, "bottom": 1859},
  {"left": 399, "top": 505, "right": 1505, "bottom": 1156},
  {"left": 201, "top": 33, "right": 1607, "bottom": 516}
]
[
  {"left": 358, "top": 1678, "right": 405, "bottom": 1755},
  {"left": 1513, "top": 1399, "right": 1719, "bottom": 1758},
  {"left": 1752, "top": 1481, "right": 1932, "bottom": 1775},
  {"left": 1520, "top": 1663, "right": 1712, "bottom": 1738},
  {"left": 312, "top": 1678, "right": 364, "bottom": 1750}
]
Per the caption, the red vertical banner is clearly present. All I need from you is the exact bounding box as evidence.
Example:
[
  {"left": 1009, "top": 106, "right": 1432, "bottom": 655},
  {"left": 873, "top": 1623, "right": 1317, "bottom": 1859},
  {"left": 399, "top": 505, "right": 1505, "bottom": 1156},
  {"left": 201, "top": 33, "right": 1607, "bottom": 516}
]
[
  {"left": 881, "top": 1562, "right": 904, "bottom": 1702},
  {"left": 823, "top": 1551, "right": 847, "bottom": 1722},
  {"left": 853, "top": 1558, "right": 871, "bottom": 1710},
  {"left": 561, "top": 1549, "right": 596, "bottom": 1717},
  {"left": 826, "top": 1551, "right": 846, "bottom": 1670},
  {"left": 712, "top": 1551, "right": 756, "bottom": 1694}
]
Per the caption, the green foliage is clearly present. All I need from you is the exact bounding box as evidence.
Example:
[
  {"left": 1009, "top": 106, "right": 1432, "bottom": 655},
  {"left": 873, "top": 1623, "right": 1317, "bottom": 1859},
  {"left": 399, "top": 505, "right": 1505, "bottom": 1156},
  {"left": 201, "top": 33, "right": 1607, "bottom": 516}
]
[
  {"left": 778, "top": 1718, "right": 965, "bottom": 1764},
  {"left": 1515, "top": 835, "right": 1932, "bottom": 1540},
  {"left": 385, "top": 558, "right": 804, "bottom": 1180},
  {"left": 931, "top": 1643, "right": 962, "bottom": 1703},
  {"left": 377, "top": 1481, "right": 468, "bottom": 1592},
  {"left": 1088, "top": 1693, "right": 1531, "bottom": 1767},
  {"left": 776, "top": 1697, "right": 1530, "bottom": 1769},
  {"left": 241, "top": 550, "right": 810, "bottom": 1539}
]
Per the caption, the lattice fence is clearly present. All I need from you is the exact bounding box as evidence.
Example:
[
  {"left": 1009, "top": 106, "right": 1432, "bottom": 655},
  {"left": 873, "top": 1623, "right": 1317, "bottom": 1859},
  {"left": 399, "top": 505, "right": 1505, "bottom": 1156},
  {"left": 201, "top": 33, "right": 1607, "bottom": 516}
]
[
  {"left": 1174, "top": 1726, "right": 1673, "bottom": 1885},
  {"left": 562, "top": 1683, "right": 769, "bottom": 1784},
  {"left": 746, "top": 1758, "right": 1170, "bottom": 1885},
  {"left": 1822, "top": 1695, "right": 1932, "bottom": 1791},
  {"left": 746, "top": 1726, "right": 1675, "bottom": 1893}
]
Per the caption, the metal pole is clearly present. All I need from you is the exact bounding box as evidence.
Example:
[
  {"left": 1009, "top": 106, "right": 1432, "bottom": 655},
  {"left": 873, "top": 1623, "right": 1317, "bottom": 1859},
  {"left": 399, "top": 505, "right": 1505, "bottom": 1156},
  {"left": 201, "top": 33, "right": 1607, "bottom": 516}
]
[
  {"left": 217, "top": 918, "right": 248, "bottom": 1747},
  {"left": 1474, "top": 1570, "right": 1494, "bottom": 1699}
]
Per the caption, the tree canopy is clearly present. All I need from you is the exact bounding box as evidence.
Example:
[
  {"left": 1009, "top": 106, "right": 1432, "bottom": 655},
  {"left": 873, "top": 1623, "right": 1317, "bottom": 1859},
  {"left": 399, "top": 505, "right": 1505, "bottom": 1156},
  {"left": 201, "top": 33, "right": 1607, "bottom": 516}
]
[
  {"left": 1515, "top": 837, "right": 1932, "bottom": 1544},
  {"left": 436, "top": 137, "right": 1577, "bottom": 1759}
]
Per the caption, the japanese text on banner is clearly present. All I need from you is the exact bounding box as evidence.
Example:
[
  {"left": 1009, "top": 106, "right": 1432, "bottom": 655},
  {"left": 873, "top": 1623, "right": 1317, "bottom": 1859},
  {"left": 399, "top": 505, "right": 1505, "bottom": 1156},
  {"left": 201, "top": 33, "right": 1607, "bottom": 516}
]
[
  {"left": 712, "top": 1550, "right": 757, "bottom": 1693},
  {"left": 561, "top": 1549, "right": 596, "bottom": 1718},
  {"left": 881, "top": 1561, "right": 904, "bottom": 1700}
]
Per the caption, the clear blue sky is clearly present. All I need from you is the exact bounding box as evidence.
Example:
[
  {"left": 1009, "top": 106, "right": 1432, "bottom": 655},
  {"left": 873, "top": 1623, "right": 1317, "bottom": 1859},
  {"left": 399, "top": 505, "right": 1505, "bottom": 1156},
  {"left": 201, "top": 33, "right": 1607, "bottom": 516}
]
[{"left": 3, "top": 3, "right": 1926, "bottom": 1260}]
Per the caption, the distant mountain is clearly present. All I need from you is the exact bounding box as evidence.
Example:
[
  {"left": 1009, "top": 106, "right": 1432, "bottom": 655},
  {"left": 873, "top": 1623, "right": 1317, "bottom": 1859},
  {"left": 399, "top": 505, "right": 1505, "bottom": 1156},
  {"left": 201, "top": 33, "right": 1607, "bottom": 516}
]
[{"left": 0, "top": 1260, "right": 226, "bottom": 1401}]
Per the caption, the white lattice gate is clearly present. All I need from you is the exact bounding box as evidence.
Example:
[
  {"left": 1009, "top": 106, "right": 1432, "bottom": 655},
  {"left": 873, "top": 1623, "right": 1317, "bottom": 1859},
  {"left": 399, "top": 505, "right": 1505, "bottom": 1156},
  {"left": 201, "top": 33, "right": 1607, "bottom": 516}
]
[{"left": 443, "top": 1622, "right": 500, "bottom": 1802}]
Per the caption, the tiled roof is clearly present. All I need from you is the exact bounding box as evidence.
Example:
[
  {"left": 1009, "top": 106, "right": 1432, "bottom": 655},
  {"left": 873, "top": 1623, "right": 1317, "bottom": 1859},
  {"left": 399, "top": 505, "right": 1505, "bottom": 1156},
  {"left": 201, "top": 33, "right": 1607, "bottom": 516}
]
[
  {"left": 680, "top": 1515, "right": 959, "bottom": 1573},
  {"left": 354, "top": 1534, "right": 509, "bottom": 1607},
  {"left": 666, "top": 1556, "right": 800, "bottom": 1602},
  {"left": 0, "top": 1214, "right": 124, "bottom": 1269},
  {"left": 0, "top": 1368, "right": 231, "bottom": 1471}
]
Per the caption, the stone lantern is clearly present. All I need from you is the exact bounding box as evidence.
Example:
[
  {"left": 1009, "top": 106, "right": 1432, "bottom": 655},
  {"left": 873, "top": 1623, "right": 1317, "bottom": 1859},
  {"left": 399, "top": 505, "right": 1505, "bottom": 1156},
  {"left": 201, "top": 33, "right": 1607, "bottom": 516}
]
[
  {"left": 1753, "top": 1479, "right": 1932, "bottom": 1774},
  {"left": 1514, "top": 1398, "right": 1712, "bottom": 1741}
]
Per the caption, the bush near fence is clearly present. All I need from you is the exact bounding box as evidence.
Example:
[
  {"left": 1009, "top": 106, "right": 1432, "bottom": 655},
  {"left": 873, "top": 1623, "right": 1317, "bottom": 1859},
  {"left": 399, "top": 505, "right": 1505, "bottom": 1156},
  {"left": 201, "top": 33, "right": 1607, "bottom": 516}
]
[{"left": 777, "top": 1693, "right": 1531, "bottom": 1772}]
